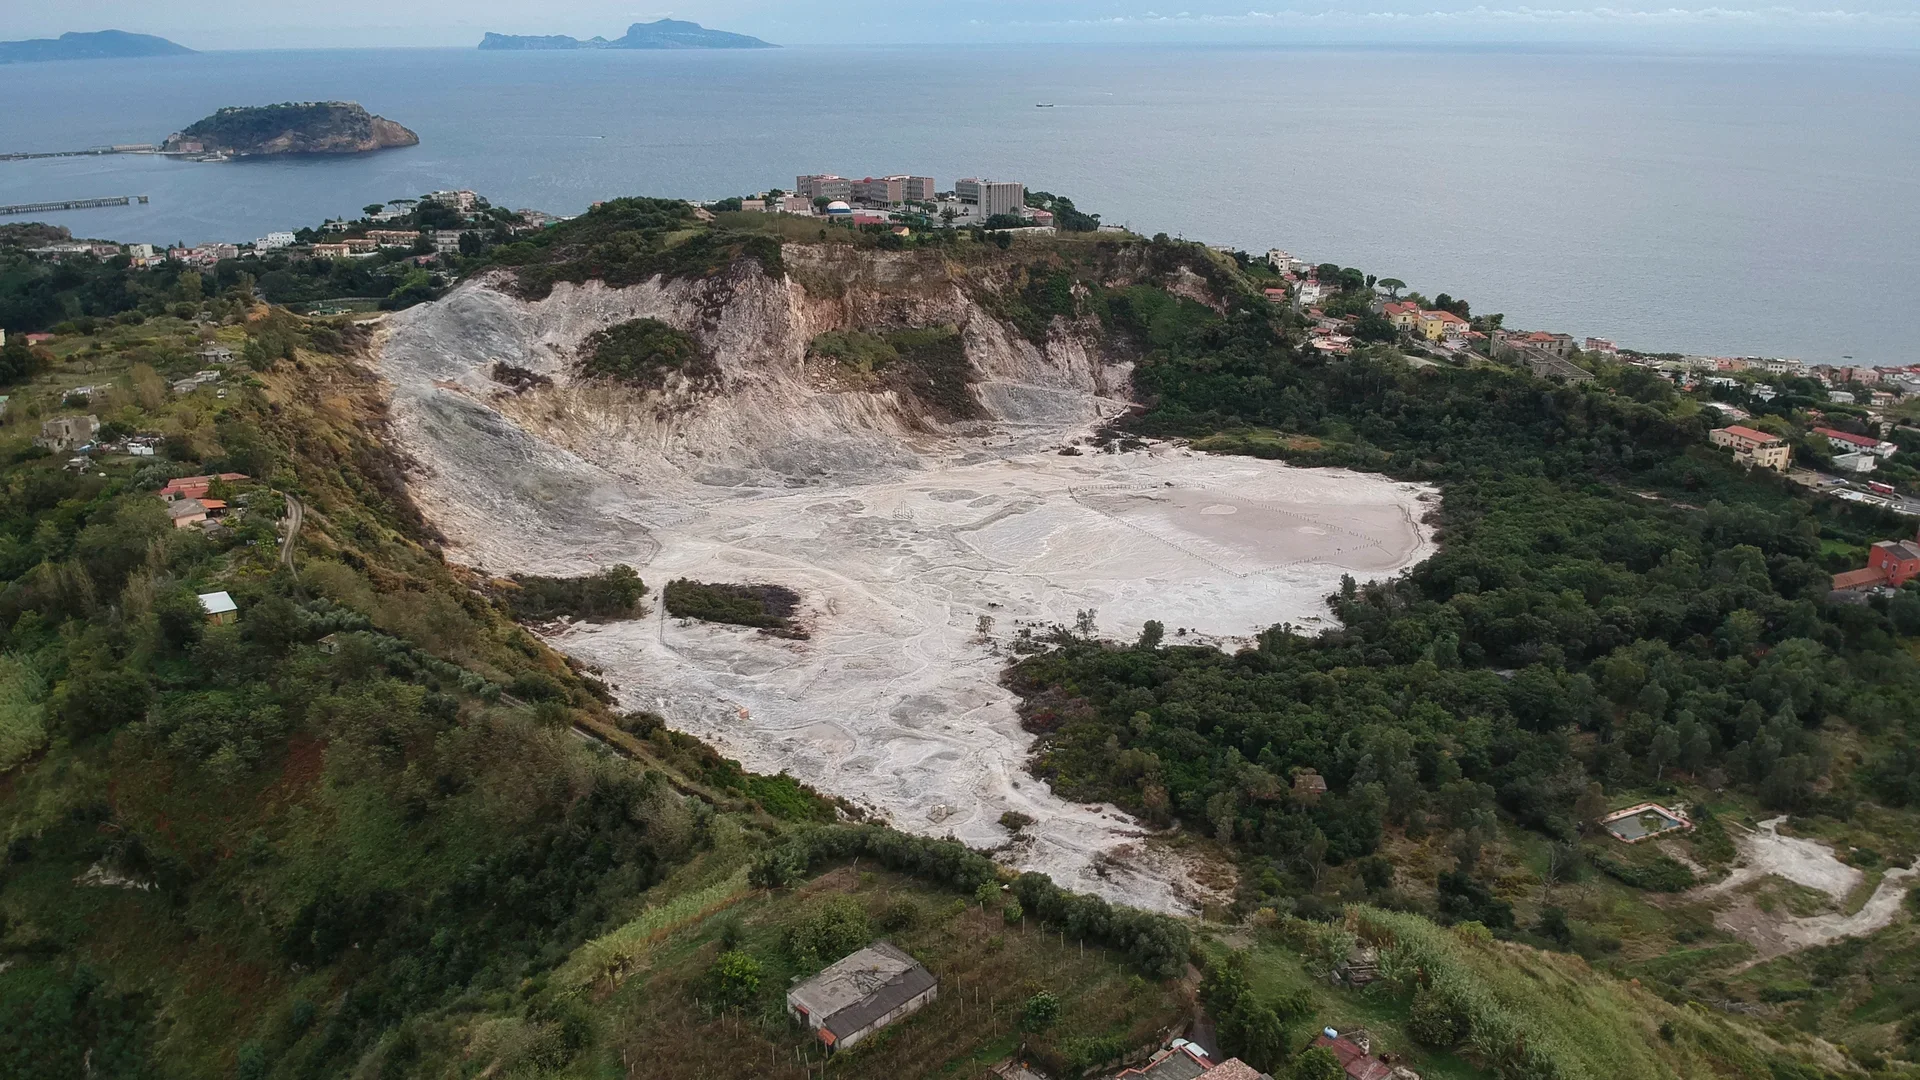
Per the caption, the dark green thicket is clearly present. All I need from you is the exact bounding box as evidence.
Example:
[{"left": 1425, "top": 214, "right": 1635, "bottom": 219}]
[
  {"left": 494, "top": 565, "right": 646, "bottom": 621},
  {"left": 662, "top": 578, "right": 801, "bottom": 633},
  {"left": 1010, "top": 237, "right": 1920, "bottom": 916},
  {"left": 577, "top": 319, "right": 708, "bottom": 387},
  {"left": 809, "top": 325, "right": 976, "bottom": 419}
]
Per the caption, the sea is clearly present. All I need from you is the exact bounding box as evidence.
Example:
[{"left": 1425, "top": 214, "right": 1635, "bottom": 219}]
[{"left": 1, "top": 44, "right": 1917, "bottom": 363}]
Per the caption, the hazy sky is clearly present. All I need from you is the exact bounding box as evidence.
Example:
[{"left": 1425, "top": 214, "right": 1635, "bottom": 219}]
[{"left": 6, "top": 0, "right": 1919, "bottom": 49}]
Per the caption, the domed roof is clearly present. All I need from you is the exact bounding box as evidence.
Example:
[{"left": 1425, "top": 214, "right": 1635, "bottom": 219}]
[{"left": 825, "top": 200, "right": 852, "bottom": 213}]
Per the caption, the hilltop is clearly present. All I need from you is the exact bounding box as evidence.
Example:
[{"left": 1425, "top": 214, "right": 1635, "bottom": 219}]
[
  {"left": 160, "top": 102, "right": 419, "bottom": 158},
  {"left": 479, "top": 19, "right": 777, "bottom": 50},
  {"left": 0, "top": 29, "right": 193, "bottom": 63}
]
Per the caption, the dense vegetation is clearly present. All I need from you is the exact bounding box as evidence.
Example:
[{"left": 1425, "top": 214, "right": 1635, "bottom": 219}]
[
  {"left": 576, "top": 317, "right": 708, "bottom": 386},
  {"left": 488, "top": 197, "right": 784, "bottom": 299},
  {"left": 663, "top": 578, "right": 803, "bottom": 635},
  {"left": 807, "top": 324, "right": 977, "bottom": 420},
  {"left": 492, "top": 565, "right": 646, "bottom": 621}
]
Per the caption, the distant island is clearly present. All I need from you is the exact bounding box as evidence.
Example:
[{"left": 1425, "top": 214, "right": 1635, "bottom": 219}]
[
  {"left": 0, "top": 29, "right": 194, "bottom": 63},
  {"left": 479, "top": 19, "right": 776, "bottom": 51},
  {"left": 161, "top": 102, "right": 419, "bottom": 159}
]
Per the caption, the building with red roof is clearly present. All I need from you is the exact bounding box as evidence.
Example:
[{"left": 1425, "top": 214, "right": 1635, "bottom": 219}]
[
  {"left": 1308, "top": 1032, "right": 1401, "bottom": 1080},
  {"left": 1708, "top": 426, "right": 1790, "bottom": 471},
  {"left": 1814, "top": 427, "right": 1895, "bottom": 458}
]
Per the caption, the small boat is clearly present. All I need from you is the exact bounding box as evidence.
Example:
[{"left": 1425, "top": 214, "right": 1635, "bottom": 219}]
[{"left": 1035, "top": 102, "right": 1054, "bottom": 108}]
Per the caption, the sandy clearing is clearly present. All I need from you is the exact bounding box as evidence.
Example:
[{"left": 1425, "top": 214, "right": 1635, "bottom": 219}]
[
  {"left": 545, "top": 445, "right": 1435, "bottom": 914},
  {"left": 374, "top": 273, "right": 1437, "bottom": 914},
  {"left": 1695, "top": 816, "right": 1918, "bottom": 964}
]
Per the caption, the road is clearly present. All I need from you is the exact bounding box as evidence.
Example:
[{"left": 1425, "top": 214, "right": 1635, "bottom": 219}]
[{"left": 280, "top": 493, "right": 304, "bottom": 569}]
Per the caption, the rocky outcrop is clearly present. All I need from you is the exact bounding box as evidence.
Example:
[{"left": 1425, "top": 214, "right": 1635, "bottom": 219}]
[{"left": 162, "top": 102, "right": 418, "bottom": 158}]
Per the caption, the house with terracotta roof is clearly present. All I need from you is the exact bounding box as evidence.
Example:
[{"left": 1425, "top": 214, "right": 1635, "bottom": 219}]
[
  {"left": 1813, "top": 427, "right": 1897, "bottom": 458},
  {"left": 1308, "top": 1030, "right": 1415, "bottom": 1080},
  {"left": 1832, "top": 532, "right": 1920, "bottom": 593},
  {"left": 1415, "top": 310, "right": 1468, "bottom": 342},
  {"left": 1381, "top": 301, "right": 1420, "bottom": 330},
  {"left": 1708, "top": 426, "right": 1790, "bottom": 471},
  {"left": 159, "top": 473, "right": 249, "bottom": 502}
]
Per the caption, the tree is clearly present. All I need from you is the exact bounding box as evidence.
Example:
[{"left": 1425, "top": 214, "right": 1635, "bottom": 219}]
[
  {"left": 1378, "top": 278, "right": 1406, "bottom": 298},
  {"left": 709, "top": 950, "right": 761, "bottom": 1009},
  {"left": 940, "top": 207, "right": 960, "bottom": 227},
  {"left": 813, "top": 196, "right": 832, "bottom": 210},
  {"left": 994, "top": 231, "right": 1012, "bottom": 250},
  {"left": 363, "top": 204, "right": 385, "bottom": 218},
  {"left": 1020, "top": 991, "right": 1059, "bottom": 1032},
  {"left": 1291, "top": 1047, "right": 1345, "bottom": 1080},
  {"left": 1137, "top": 620, "right": 1164, "bottom": 650}
]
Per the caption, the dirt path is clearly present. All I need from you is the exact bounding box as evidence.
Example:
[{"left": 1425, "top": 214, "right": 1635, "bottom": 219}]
[{"left": 1695, "top": 816, "right": 1917, "bottom": 966}]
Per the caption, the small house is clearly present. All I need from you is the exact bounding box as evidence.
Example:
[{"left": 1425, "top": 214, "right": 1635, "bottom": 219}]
[
  {"left": 197, "top": 591, "right": 238, "bottom": 625},
  {"left": 167, "top": 500, "right": 210, "bottom": 529},
  {"left": 786, "top": 942, "right": 936, "bottom": 1052},
  {"left": 35, "top": 414, "right": 99, "bottom": 452}
]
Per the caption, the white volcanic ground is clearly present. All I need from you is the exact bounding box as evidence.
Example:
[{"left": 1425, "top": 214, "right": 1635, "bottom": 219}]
[{"left": 375, "top": 270, "right": 1436, "bottom": 913}]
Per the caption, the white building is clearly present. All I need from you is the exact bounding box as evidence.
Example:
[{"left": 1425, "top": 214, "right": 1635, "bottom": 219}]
[
  {"left": 1829, "top": 390, "right": 1857, "bottom": 404},
  {"left": 256, "top": 232, "right": 296, "bottom": 251},
  {"left": 955, "top": 178, "right": 1026, "bottom": 219},
  {"left": 1834, "top": 450, "right": 1878, "bottom": 474}
]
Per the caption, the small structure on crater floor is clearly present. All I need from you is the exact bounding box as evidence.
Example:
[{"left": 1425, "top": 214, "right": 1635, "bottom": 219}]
[{"left": 1599, "top": 801, "right": 1691, "bottom": 843}]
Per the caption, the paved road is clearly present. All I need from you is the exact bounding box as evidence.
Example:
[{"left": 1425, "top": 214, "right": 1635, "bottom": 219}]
[{"left": 280, "top": 493, "right": 304, "bottom": 570}]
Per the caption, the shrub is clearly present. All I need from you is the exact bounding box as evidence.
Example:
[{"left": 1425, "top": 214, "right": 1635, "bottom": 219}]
[
  {"left": 577, "top": 318, "right": 707, "bottom": 387},
  {"left": 784, "top": 895, "right": 870, "bottom": 968},
  {"left": 496, "top": 566, "right": 646, "bottom": 621},
  {"left": 1002, "top": 900, "right": 1024, "bottom": 925},
  {"left": 1290, "top": 1047, "right": 1345, "bottom": 1080},
  {"left": 1588, "top": 852, "right": 1696, "bottom": 892},
  {"left": 709, "top": 950, "right": 762, "bottom": 1010},
  {"left": 880, "top": 898, "right": 922, "bottom": 932},
  {"left": 1408, "top": 984, "right": 1469, "bottom": 1048},
  {"left": 1020, "top": 990, "right": 1059, "bottom": 1032},
  {"left": 663, "top": 578, "right": 801, "bottom": 632}
]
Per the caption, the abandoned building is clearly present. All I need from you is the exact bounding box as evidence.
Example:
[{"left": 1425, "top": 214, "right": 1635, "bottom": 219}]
[{"left": 786, "top": 942, "right": 937, "bottom": 1052}]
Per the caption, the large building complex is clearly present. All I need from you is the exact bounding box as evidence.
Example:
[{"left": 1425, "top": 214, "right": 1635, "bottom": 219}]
[
  {"left": 795, "top": 174, "right": 854, "bottom": 202},
  {"left": 955, "top": 177, "right": 1026, "bottom": 219},
  {"left": 852, "top": 175, "right": 937, "bottom": 206}
]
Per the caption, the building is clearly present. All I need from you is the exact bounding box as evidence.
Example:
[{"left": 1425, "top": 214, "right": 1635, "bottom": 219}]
[
  {"left": 425, "top": 190, "right": 478, "bottom": 212},
  {"left": 1829, "top": 391, "right": 1857, "bottom": 404},
  {"left": 1417, "top": 310, "right": 1468, "bottom": 342},
  {"left": 35, "top": 415, "right": 99, "bottom": 452},
  {"left": 255, "top": 232, "right": 296, "bottom": 251},
  {"left": 198, "top": 344, "right": 235, "bottom": 365},
  {"left": 366, "top": 229, "right": 420, "bottom": 248},
  {"left": 159, "top": 473, "right": 249, "bottom": 502},
  {"left": 853, "top": 176, "right": 937, "bottom": 206},
  {"left": 1294, "top": 279, "right": 1329, "bottom": 306},
  {"left": 1263, "top": 287, "right": 1289, "bottom": 305},
  {"left": 1584, "top": 337, "right": 1618, "bottom": 356},
  {"left": 168, "top": 499, "right": 210, "bottom": 529},
  {"left": 197, "top": 591, "right": 238, "bottom": 624},
  {"left": 1833, "top": 530, "right": 1920, "bottom": 593},
  {"left": 823, "top": 201, "right": 854, "bottom": 219},
  {"left": 1504, "top": 330, "right": 1575, "bottom": 357},
  {"left": 1525, "top": 353, "right": 1596, "bottom": 384},
  {"left": 1307, "top": 1030, "right": 1415, "bottom": 1080},
  {"left": 778, "top": 194, "right": 817, "bottom": 215},
  {"left": 432, "top": 230, "right": 470, "bottom": 256},
  {"left": 1266, "top": 249, "right": 1306, "bottom": 274},
  {"left": 1381, "top": 301, "right": 1420, "bottom": 331},
  {"left": 786, "top": 942, "right": 936, "bottom": 1052},
  {"left": 1814, "top": 426, "right": 1897, "bottom": 458},
  {"left": 955, "top": 178, "right": 1026, "bottom": 219},
  {"left": 1833, "top": 450, "right": 1878, "bottom": 474},
  {"left": 795, "top": 174, "right": 853, "bottom": 202},
  {"left": 311, "top": 243, "right": 352, "bottom": 259},
  {"left": 1708, "top": 425, "right": 1791, "bottom": 471},
  {"left": 1108, "top": 1040, "right": 1214, "bottom": 1079}
]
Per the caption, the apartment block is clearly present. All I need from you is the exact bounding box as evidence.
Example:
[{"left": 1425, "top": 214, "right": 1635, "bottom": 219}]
[
  {"left": 955, "top": 178, "right": 1026, "bottom": 219},
  {"left": 795, "top": 174, "right": 853, "bottom": 202}
]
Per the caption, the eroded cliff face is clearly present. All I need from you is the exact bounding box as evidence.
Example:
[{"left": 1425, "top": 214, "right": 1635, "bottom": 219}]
[
  {"left": 374, "top": 246, "right": 1434, "bottom": 913},
  {"left": 378, "top": 247, "right": 1133, "bottom": 571}
]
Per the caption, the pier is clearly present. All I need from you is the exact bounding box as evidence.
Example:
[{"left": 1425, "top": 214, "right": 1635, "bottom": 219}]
[
  {"left": 0, "top": 196, "right": 150, "bottom": 217},
  {"left": 0, "top": 145, "right": 161, "bottom": 162}
]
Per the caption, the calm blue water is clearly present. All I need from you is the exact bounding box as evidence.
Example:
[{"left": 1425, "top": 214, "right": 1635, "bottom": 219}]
[{"left": 2, "top": 45, "right": 1917, "bottom": 363}]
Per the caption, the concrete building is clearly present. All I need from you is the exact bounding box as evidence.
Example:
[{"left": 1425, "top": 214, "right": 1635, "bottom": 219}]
[
  {"left": 35, "top": 415, "right": 99, "bottom": 452},
  {"left": 1833, "top": 450, "right": 1878, "bottom": 474},
  {"left": 1708, "top": 425, "right": 1791, "bottom": 471},
  {"left": 795, "top": 174, "right": 854, "bottom": 203},
  {"left": 365, "top": 230, "right": 421, "bottom": 248},
  {"left": 197, "top": 591, "right": 238, "bottom": 624},
  {"left": 1815, "top": 427, "right": 1897, "bottom": 458},
  {"left": 786, "top": 942, "right": 936, "bottom": 1052},
  {"left": 955, "top": 177, "right": 1026, "bottom": 219},
  {"left": 255, "top": 232, "right": 295, "bottom": 251},
  {"left": 853, "top": 175, "right": 937, "bottom": 206}
]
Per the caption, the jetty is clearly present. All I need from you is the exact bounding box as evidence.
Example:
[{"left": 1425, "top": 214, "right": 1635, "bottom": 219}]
[
  {"left": 0, "top": 195, "right": 150, "bottom": 217},
  {"left": 0, "top": 145, "right": 161, "bottom": 162}
]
